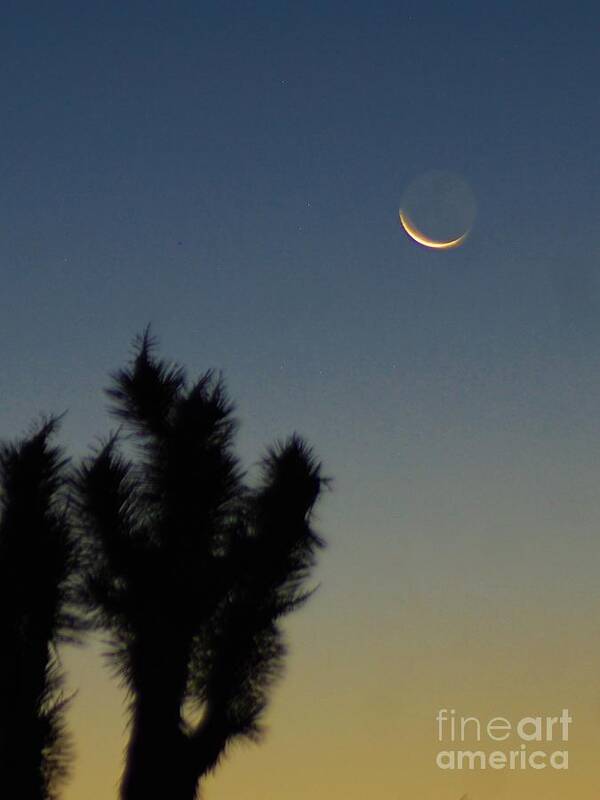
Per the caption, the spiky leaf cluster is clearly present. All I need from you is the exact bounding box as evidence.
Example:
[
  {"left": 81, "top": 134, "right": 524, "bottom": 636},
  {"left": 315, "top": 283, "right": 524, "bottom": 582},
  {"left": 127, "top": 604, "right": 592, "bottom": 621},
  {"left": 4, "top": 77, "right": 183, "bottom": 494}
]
[
  {"left": 0, "top": 420, "right": 79, "bottom": 800},
  {"left": 74, "top": 331, "right": 326, "bottom": 786}
]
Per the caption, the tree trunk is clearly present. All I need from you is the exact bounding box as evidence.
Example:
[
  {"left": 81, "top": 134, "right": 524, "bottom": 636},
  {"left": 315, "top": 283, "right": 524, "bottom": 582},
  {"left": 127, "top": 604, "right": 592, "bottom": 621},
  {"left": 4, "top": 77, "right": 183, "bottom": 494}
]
[{"left": 120, "top": 704, "right": 198, "bottom": 800}]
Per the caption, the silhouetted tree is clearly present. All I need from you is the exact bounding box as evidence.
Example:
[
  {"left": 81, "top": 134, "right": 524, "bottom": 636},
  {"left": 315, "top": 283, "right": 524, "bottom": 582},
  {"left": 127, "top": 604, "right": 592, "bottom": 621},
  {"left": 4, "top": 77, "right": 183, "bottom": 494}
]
[
  {"left": 0, "top": 419, "right": 80, "bottom": 800},
  {"left": 74, "top": 331, "right": 327, "bottom": 800}
]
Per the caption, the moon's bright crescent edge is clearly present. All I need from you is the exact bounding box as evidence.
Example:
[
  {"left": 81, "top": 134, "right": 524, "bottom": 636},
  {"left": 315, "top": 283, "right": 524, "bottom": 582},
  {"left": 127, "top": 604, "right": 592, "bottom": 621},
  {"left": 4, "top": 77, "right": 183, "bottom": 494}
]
[{"left": 399, "top": 210, "right": 468, "bottom": 249}]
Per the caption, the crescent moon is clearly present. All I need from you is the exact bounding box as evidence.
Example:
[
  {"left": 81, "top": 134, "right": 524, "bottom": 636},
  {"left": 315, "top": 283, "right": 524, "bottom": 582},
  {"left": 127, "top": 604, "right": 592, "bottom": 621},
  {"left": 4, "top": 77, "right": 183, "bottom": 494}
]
[{"left": 399, "top": 210, "right": 468, "bottom": 249}]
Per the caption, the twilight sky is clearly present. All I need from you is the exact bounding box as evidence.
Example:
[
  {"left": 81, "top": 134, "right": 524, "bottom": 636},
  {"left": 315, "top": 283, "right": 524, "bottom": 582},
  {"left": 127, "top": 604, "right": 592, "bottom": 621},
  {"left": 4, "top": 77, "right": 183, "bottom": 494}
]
[{"left": 3, "top": 2, "right": 600, "bottom": 798}]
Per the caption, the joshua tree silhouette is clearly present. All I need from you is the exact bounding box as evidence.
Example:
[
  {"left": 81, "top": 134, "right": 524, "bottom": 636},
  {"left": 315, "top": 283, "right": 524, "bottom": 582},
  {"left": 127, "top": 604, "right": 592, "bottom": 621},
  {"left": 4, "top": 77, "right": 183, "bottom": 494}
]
[
  {"left": 0, "top": 419, "right": 80, "bottom": 800},
  {"left": 74, "top": 331, "right": 327, "bottom": 800}
]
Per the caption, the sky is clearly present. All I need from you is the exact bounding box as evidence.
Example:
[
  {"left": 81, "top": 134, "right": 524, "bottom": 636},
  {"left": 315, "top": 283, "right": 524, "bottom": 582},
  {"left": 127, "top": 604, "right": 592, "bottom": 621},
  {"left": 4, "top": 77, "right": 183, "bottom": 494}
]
[{"left": 3, "top": 2, "right": 600, "bottom": 798}]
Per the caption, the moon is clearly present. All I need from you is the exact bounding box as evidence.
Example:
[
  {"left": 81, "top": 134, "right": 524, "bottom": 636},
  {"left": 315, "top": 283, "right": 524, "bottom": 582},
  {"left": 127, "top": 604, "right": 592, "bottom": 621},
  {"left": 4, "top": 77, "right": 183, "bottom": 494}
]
[{"left": 399, "top": 209, "right": 469, "bottom": 250}]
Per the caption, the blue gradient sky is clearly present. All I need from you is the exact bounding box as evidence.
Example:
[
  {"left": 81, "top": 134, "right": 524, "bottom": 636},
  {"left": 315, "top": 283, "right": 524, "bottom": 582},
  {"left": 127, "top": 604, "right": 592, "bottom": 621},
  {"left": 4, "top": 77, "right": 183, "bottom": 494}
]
[{"left": 3, "top": 3, "right": 600, "bottom": 798}]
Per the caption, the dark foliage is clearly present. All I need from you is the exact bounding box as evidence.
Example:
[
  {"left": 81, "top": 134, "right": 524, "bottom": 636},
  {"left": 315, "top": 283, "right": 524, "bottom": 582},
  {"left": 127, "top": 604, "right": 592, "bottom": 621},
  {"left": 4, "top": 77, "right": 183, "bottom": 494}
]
[
  {"left": 74, "top": 331, "right": 327, "bottom": 800},
  {"left": 0, "top": 419, "right": 81, "bottom": 800}
]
